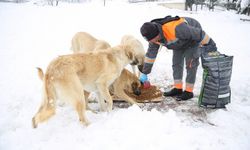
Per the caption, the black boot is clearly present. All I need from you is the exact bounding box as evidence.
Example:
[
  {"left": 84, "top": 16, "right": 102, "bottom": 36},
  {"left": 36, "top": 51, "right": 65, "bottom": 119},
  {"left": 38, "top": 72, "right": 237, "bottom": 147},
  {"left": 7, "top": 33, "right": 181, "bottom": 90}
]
[
  {"left": 163, "top": 88, "right": 183, "bottom": 97},
  {"left": 176, "top": 91, "right": 193, "bottom": 101}
]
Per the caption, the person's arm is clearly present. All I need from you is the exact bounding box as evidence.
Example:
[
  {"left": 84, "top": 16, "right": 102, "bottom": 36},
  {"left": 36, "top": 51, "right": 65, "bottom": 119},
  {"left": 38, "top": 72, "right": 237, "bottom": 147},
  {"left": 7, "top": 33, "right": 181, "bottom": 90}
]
[
  {"left": 142, "top": 42, "right": 160, "bottom": 74},
  {"left": 139, "top": 42, "right": 160, "bottom": 84},
  {"left": 176, "top": 23, "right": 211, "bottom": 45}
]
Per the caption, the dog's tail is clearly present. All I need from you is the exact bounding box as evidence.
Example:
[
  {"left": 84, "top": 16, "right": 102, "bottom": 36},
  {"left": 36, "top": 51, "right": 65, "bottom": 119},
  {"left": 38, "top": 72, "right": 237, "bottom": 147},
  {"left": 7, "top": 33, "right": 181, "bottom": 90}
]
[
  {"left": 36, "top": 67, "right": 44, "bottom": 81},
  {"left": 36, "top": 67, "right": 56, "bottom": 105},
  {"left": 43, "top": 74, "right": 56, "bottom": 103},
  {"left": 36, "top": 67, "right": 55, "bottom": 104},
  {"left": 32, "top": 67, "right": 56, "bottom": 128}
]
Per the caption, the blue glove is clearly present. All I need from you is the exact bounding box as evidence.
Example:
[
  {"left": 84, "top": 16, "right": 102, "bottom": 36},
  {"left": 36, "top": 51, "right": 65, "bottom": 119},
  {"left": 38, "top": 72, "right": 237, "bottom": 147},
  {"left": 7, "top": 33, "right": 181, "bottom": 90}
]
[{"left": 139, "top": 73, "right": 148, "bottom": 83}]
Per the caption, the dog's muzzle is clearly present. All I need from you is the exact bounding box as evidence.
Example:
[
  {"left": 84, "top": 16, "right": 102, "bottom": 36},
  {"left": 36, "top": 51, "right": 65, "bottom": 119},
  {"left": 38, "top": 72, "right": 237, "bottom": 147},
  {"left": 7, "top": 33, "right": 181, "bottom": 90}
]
[
  {"left": 130, "top": 58, "right": 139, "bottom": 65},
  {"left": 137, "top": 64, "right": 144, "bottom": 72},
  {"left": 133, "top": 89, "right": 141, "bottom": 96}
]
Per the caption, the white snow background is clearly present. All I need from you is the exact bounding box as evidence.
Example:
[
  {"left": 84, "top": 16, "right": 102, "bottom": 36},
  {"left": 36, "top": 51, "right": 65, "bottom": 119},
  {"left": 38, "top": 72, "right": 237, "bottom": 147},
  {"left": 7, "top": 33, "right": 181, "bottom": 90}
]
[{"left": 0, "top": 1, "right": 250, "bottom": 150}]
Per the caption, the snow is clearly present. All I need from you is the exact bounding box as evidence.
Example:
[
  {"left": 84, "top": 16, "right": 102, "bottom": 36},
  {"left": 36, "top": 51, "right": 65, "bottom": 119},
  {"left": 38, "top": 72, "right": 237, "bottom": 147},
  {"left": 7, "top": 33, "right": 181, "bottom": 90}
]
[{"left": 0, "top": 1, "right": 250, "bottom": 150}]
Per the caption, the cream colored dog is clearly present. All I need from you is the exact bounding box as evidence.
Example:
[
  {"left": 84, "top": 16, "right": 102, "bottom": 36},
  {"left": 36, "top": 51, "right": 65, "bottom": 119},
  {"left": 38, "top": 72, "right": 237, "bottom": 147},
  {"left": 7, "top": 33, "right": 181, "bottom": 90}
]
[
  {"left": 32, "top": 45, "right": 144, "bottom": 128},
  {"left": 37, "top": 67, "right": 141, "bottom": 111},
  {"left": 71, "top": 32, "right": 145, "bottom": 76},
  {"left": 120, "top": 35, "right": 145, "bottom": 76},
  {"left": 71, "top": 32, "right": 111, "bottom": 53},
  {"left": 71, "top": 32, "right": 141, "bottom": 106}
]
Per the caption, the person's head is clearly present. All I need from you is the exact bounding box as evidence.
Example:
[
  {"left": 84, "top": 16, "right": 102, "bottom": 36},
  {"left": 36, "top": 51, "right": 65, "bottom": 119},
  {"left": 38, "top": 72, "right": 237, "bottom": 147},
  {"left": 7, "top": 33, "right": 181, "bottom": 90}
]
[{"left": 140, "top": 22, "right": 160, "bottom": 44}]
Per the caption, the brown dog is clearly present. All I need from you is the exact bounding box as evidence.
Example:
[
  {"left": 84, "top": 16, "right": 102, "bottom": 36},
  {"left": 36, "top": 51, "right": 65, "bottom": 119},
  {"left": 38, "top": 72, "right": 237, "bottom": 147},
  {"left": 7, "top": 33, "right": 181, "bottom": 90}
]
[
  {"left": 109, "top": 69, "right": 141, "bottom": 102},
  {"left": 71, "top": 32, "right": 142, "bottom": 106},
  {"left": 84, "top": 69, "right": 142, "bottom": 107},
  {"left": 32, "top": 45, "right": 144, "bottom": 128}
]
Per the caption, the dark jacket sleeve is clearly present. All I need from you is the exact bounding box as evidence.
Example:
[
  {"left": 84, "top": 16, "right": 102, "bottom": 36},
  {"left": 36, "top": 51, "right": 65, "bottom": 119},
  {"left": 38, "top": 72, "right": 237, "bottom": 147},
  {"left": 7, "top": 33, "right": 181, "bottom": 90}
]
[
  {"left": 177, "top": 17, "right": 211, "bottom": 45},
  {"left": 142, "top": 42, "right": 160, "bottom": 74},
  {"left": 176, "top": 23, "right": 205, "bottom": 42}
]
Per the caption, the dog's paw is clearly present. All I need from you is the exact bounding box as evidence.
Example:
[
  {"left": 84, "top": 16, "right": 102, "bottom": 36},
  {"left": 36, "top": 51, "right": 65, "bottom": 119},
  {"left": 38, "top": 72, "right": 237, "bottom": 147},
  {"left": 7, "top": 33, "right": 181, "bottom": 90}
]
[{"left": 80, "top": 120, "right": 90, "bottom": 127}]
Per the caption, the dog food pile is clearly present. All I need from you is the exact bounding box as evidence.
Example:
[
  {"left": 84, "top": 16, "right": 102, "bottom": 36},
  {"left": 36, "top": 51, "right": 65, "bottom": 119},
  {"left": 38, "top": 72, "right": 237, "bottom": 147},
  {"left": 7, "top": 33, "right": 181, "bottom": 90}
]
[{"left": 125, "top": 85, "right": 163, "bottom": 103}]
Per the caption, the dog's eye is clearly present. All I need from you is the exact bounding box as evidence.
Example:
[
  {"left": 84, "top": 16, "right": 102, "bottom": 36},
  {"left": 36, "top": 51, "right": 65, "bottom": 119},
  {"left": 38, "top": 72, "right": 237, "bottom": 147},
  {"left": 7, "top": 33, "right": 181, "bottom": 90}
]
[{"left": 131, "top": 82, "right": 140, "bottom": 89}]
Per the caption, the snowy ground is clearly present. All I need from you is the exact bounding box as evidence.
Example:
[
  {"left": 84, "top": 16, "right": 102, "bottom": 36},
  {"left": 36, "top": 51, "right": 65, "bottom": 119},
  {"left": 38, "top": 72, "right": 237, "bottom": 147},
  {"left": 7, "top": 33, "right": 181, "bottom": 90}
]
[{"left": 0, "top": 1, "right": 250, "bottom": 150}]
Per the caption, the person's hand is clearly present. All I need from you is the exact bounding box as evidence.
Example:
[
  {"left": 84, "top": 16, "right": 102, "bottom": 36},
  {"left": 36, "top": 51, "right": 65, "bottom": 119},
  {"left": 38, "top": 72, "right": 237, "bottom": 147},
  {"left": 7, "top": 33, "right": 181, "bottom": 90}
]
[
  {"left": 143, "top": 80, "right": 151, "bottom": 89},
  {"left": 139, "top": 73, "right": 148, "bottom": 83},
  {"left": 200, "top": 39, "right": 217, "bottom": 53}
]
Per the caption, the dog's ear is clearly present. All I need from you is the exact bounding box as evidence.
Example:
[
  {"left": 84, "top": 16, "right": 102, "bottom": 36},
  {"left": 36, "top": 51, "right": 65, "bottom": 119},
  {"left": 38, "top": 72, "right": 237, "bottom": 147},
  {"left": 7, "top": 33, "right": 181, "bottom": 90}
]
[
  {"left": 124, "top": 45, "right": 134, "bottom": 60},
  {"left": 126, "top": 50, "right": 133, "bottom": 60}
]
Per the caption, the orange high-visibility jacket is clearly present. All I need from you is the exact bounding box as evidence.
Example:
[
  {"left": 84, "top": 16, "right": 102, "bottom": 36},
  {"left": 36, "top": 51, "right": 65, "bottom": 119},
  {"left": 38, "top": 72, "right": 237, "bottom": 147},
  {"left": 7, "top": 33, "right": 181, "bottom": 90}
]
[{"left": 142, "top": 16, "right": 210, "bottom": 74}]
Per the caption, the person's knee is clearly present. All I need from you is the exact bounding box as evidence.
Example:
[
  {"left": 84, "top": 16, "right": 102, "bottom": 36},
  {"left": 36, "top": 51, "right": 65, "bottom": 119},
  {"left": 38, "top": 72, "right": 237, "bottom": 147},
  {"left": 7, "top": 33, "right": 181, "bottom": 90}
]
[{"left": 186, "top": 57, "right": 199, "bottom": 70}]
